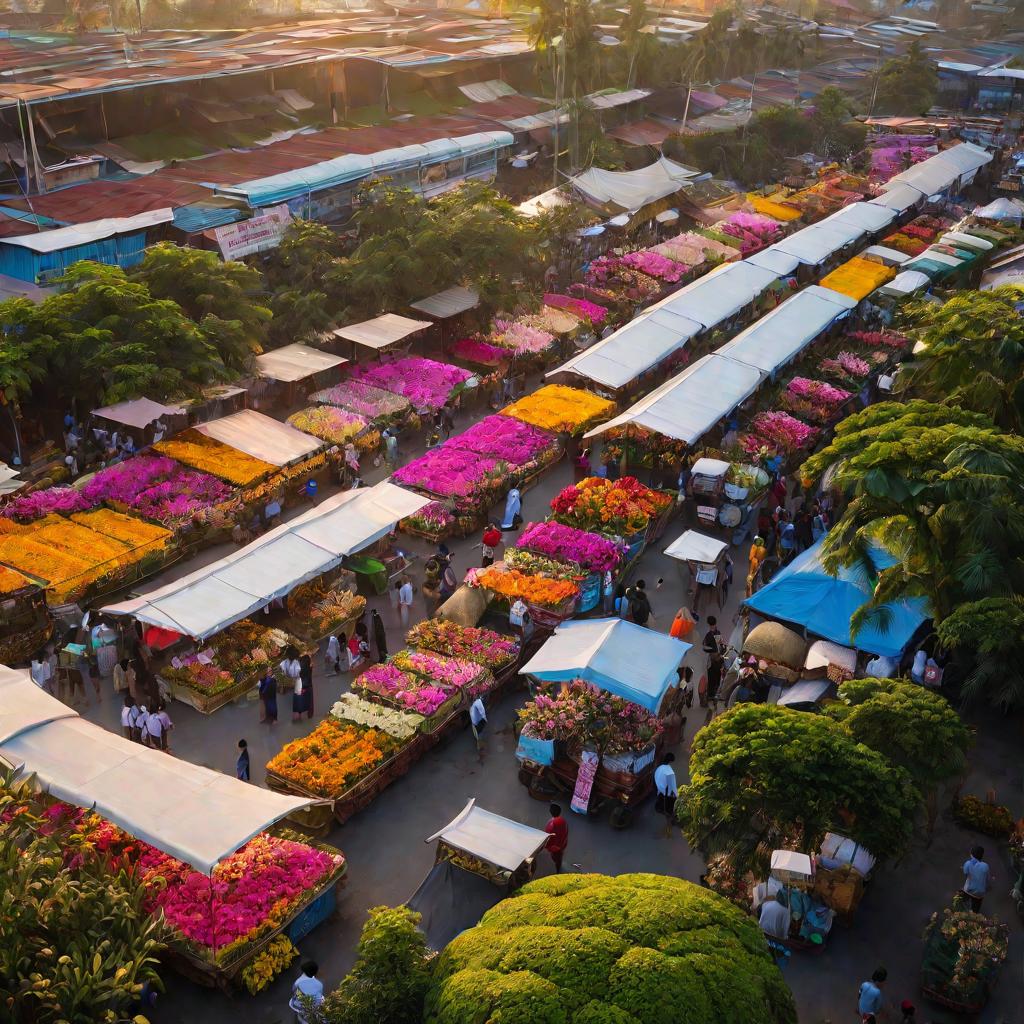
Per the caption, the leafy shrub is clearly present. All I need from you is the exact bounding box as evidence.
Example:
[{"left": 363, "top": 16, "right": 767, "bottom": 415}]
[
  {"left": 952, "top": 796, "right": 1015, "bottom": 838},
  {"left": 425, "top": 874, "right": 795, "bottom": 1024}
]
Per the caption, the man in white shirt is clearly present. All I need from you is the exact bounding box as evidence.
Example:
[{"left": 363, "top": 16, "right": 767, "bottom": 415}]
[
  {"left": 654, "top": 753, "right": 677, "bottom": 818},
  {"left": 289, "top": 961, "right": 324, "bottom": 1023},
  {"left": 398, "top": 575, "right": 414, "bottom": 628},
  {"left": 470, "top": 697, "right": 487, "bottom": 755},
  {"left": 758, "top": 893, "right": 791, "bottom": 940},
  {"left": 144, "top": 707, "right": 163, "bottom": 750}
]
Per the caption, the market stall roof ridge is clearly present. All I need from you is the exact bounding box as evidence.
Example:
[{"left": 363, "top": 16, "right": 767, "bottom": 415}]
[
  {"left": 254, "top": 343, "right": 348, "bottom": 383},
  {"left": 520, "top": 618, "right": 691, "bottom": 714},
  {"left": 193, "top": 408, "right": 324, "bottom": 466},
  {"left": 653, "top": 259, "right": 781, "bottom": 329},
  {"left": 409, "top": 285, "right": 480, "bottom": 319},
  {"left": 425, "top": 799, "right": 549, "bottom": 872},
  {"left": 91, "top": 396, "right": 184, "bottom": 429},
  {"left": 332, "top": 312, "right": 433, "bottom": 349},
  {"left": 0, "top": 666, "right": 312, "bottom": 875},
  {"left": 568, "top": 157, "right": 700, "bottom": 212}
]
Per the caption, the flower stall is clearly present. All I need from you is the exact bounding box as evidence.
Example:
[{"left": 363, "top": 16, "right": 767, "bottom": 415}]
[
  {"left": 489, "top": 318, "right": 559, "bottom": 363},
  {"left": 286, "top": 407, "right": 381, "bottom": 455},
  {"left": 501, "top": 385, "right": 615, "bottom": 437},
  {"left": 470, "top": 564, "right": 579, "bottom": 628},
  {"left": 155, "top": 429, "right": 277, "bottom": 487},
  {"left": 348, "top": 356, "right": 473, "bottom": 413},
  {"left": 778, "top": 378, "right": 854, "bottom": 426},
  {"left": 542, "top": 293, "right": 609, "bottom": 328},
  {"left": 0, "top": 564, "right": 51, "bottom": 664},
  {"left": 513, "top": 521, "right": 623, "bottom": 614},
  {"left": 450, "top": 414, "right": 562, "bottom": 493},
  {"left": 446, "top": 336, "right": 515, "bottom": 373},
  {"left": 282, "top": 574, "right": 366, "bottom": 644},
  {"left": 620, "top": 249, "right": 689, "bottom": 284},
  {"left": 406, "top": 618, "right": 521, "bottom": 692},
  {"left": 310, "top": 379, "right": 413, "bottom": 429},
  {"left": 739, "top": 411, "right": 820, "bottom": 461},
  {"left": 584, "top": 255, "right": 663, "bottom": 304},
  {"left": 157, "top": 619, "right": 314, "bottom": 714},
  {"left": 819, "top": 256, "right": 896, "bottom": 301},
  {"left": 920, "top": 908, "right": 1008, "bottom": 1013}
]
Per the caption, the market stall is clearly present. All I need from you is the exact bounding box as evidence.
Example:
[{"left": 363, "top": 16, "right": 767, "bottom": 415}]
[
  {"left": 309, "top": 379, "right": 414, "bottom": 430},
  {"left": 286, "top": 406, "right": 382, "bottom": 456},
  {"left": 470, "top": 563, "right": 580, "bottom": 629},
  {"left": 664, "top": 529, "right": 730, "bottom": 605},
  {"left": 253, "top": 343, "right": 348, "bottom": 408},
  {"left": 406, "top": 618, "right": 522, "bottom": 696},
  {"left": 347, "top": 356, "right": 472, "bottom": 414},
  {"left": 0, "top": 565, "right": 51, "bottom": 663},
  {"left": 501, "top": 384, "right": 615, "bottom": 437},
  {"left": 332, "top": 313, "right": 433, "bottom": 361},
  {"left": 0, "top": 667, "right": 343, "bottom": 993}
]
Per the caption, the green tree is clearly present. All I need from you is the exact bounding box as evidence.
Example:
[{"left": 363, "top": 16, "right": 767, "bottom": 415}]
[
  {"left": 936, "top": 597, "right": 1024, "bottom": 711},
  {"left": 800, "top": 401, "right": 1024, "bottom": 626},
  {"left": 313, "top": 906, "right": 431, "bottom": 1024},
  {"left": 678, "top": 704, "right": 919, "bottom": 870},
  {"left": 811, "top": 86, "right": 867, "bottom": 161},
  {"left": 894, "top": 287, "right": 1024, "bottom": 433},
  {"left": 619, "top": 0, "right": 652, "bottom": 89},
  {"left": 426, "top": 873, "right": 795, "bottom": 1024},
  {"left": 873, "top": 40, "right": 938, "bottom": 115},
  {"left": 0, "top": 768, "right": 166, "bottom": 1023},
  {"left": 132, "top": 242, "right": 270, "bottom": 370}
]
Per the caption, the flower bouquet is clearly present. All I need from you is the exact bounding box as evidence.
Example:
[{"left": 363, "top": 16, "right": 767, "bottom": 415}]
[
  {"left": 1, "top": 486, "right": 90, "bottom": 523},
  {"left": 922, "top": 908, "right": 1008, "bottom": 1009},
  {"left": 744, "top": 411, "right": 819, "bottom": 455},
  {"left": 400, "top": 501, "right": 456, "bottom": 540},
  {"left": 504, "top": 546, "right": 583, "bottom": 581},
  {"left": 501, "top": 384, "right": 615, "bottom": 436},
  {"left": 451, "top": 414, "right": 558, "bottom": 468},
  {"left": 241, "top": 936, "right": 298, "bottom": 995},
  {"left": 391, "top": 649, "right": 491, "bottom": 698},
  {"left": 155, "top": 430, "right": 276, "bottom": 486},
  {"left": 267, "top": 718, "right": 403, "bottom": 797},
  {"left": 392, "top": 448, "right": 510, "bottom": 506},
  {"left": 543, "top": 293, "right": 609, "bottom": 326},
  {"left": 473, "top": 565, "right": 578, "bottom": 610},
  {"left": 406, "top": 619, "right": 519, "bottom": 670},
  {"left": 778, "top": 378, "right": 853, "bottom": 425},
  {"left": 356, "top": 662, "right": 455, "bottom": 717},
  {"left": 448, "top": 336, "right": 512, "bottom": 368},
  {"left": 584, "top": 256, "right": 661, "bottom": 300},
  {"left": 489, "top": 319, "right": 557, "bottom": 357},
  {"left": 286, "top": 579, "right": 365, "bottom": 640},
  {"left": 620, "top": 249, "right": 688, "bottom": 283},
  {"left": 601, "top": 424, "right": 689, "bottom": 470},
  {"left": 287, "top": 406, "right": 370, "bottom": 448},
  {"left": 818, "top": 350, "right": 872, "bottom": 388},
  {"left": 310, "top": 380, "right": 411, "bottom": 424},
  {"left": 330, "top": 692, "right": 424, "bottom": 740},
  {"left": 846, "top": 330, "right": 909, "bottom": 351},
  {"left": 348, "top": 357, "right": 472, "bottom": 412},
  {"left": 515, "top": 520, "right": 622, "bottom": 573},
  {"left": 518, "top": 680, "right": 662, "bottom": 756},
  {"left": 550, "top": 476, "right": 672, "bottom": 536}
]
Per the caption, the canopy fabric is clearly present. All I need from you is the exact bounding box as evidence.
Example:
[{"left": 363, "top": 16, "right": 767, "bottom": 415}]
[
  {"left": 766, "top": 221, "right": 863, "bottom": 265},
  {"left": 861, "top": 244, "right": 910, "bottom": 265},
  {"left": 879, "top": 269, "right": 931, "bottom": 295},
  {"left": 550, "top": 308, "right": 702, "bottom": 389},
  {"left": 744, "top": 539, "right": 929, "bottom": 657},
  {"left": 103, "top": 482, "right": 428, "bottom": 639},
  {"left": 821, "top": 201, "right": 897, "bottom": 233},
  {"left": 777, "top": 679, "right": 833, "bottom": 709},
  {"left": 332, "top": 313, "right": 433, "bottom": 348},
  {"left": 869, "top": 183, "right": 926, "bottom": 213},
  {"left": 585, "top": 353, "right": 763, "bottom": 444},
  {"left": 974, "top": 197, "right": 1024, "bottom": 221},
  {"left": 716, "top": 287, "right": 853, "bottom": 374},
  {"left": 655, "top": 261, "right": 781, "bottom": 329},
  {"left": 409, "top": 286, "right": 480, "bottom": 319},
  {"left": 426, "top": 800, "right": 549, "bottom": 872},
  {"left": 0, "top": 209, "right": 173, "bottom": 253},
  {"left": 569, "top": 157, "right": 699, "bottom": 212},
  {"left": 690, "top": 457, "right": 729, "bottom": 477},
  {"left": 0, "top": 667, "right": 311, "bottom": 874},
  {"left": 886, "top": 143, "right": 990, "bottom": 197},
  {"left": 940, "top": 230, "right": 993, "bottom": 251},
  {"left": 91, "top": 397, "right": 182, "bottom": 429},
  {"left": 194, "top": 409, "right": 323, "bottom": 466},
  {"left": 520, "top": 618, "right": 691, "bottom": 713},
  {"left": 664, "top": 529, "right": 729, "bottom": 564},
  {"left": 804, "top": 639, "right": 857, "bottom": 673},
  {"left": 254, "top": 343, "right": 347, "bottom": 383},
  {"left": 744, "top": 248, "right": 801, "bottom": 276}
]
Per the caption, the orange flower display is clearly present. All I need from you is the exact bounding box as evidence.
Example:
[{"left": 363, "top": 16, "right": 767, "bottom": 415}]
[
  {"left": 70, "top": 509, "right": 171, "bottom": 551},
  {"left": 475, "top": 566, "right": 578, "bottom": 608},
  {"left": 155, "top": 429, "right": 276, "bottom": 486},
  {"left": 0, "top": 563, "right": 34, "bottom": 595},
  {"left": 550, "top": 476, "right": 672, "bottom": 536},
  {"left": 0, "top": 535, "right": 94, "bottom": 597},
  {"left": 266, "top": 719, "right": 403, "bottom": 798},
  {"left": 501, "top": 385, "right": 615, "bottom": 436}
]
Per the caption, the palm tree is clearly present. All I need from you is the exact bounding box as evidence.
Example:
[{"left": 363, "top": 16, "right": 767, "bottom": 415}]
[{"left": 619, "top": 0, "right": 652, "bottom": 90}]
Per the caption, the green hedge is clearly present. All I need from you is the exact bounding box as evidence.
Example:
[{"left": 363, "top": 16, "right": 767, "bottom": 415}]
[{"left": 425, "top": 874, "right": 795, "bottom": 1024}]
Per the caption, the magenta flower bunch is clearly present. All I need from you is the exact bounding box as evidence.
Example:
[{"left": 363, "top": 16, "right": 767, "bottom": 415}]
[
  {"left": 448, "top": 337, "right": 512, "bottom": 366},
  {"left": 835, "top": 351, "right": 872, "bottom": 377},
  {"left": 747, "top": 411, "right": 819, "bottom": 454},
  {"left": 310, "top": 380, "right": 410, "bottom": 420},
  {"left": 405, "top": 501, "right": 455, "bottom": 531},
  {"left": 620, "top": 249, "right": 688, "bottom": 283},
  {"left": 490, "top": 319, "right": 556, "bottom": 356},
  {"left": 393, "top": 649, "right": 482, "bottom": 691},
  {"left": 358, "top": 663, "right": 451, "bottom": 715},
  {"left": 349, "top": 357, "right": 472, "bottom": 412},
  {"left": 847, "top": 330, "right": 909, "bottom": 350},
  {"left": 516, "top": 520, "right": 622, "bottom": 573},
  {"left": 722, "top": 211, "right": 782, "bottom": 239},
  {"left": 451, "top": 415, "right": 555, "bottom": 467},
  {"left": 393, "top": 447, "right": 508, "bottom": 499},
  {"left": 543, "top": 293, "right": 609, "bottom": 326},
  {"left": 786, "top": 377, "right": 852, "bottom": 408},
  {"left": 1, "top": 486, "right": 91, "bottom": 523}
]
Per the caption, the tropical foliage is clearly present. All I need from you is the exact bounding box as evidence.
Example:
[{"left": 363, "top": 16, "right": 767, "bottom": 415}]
[{"left": 872, "top": 40, "right": 938, "bottom": 116}]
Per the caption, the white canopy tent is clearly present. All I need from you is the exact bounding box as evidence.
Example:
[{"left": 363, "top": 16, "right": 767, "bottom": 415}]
[
  {"left": 716, "top": 286, "right": 855, "bottom": 375},
  {"left": 974, "top": 197, "right": 1024, "bottom": 222},
  {"left": 0, "top": 666, "right": 312, "bottom": 874},
  {"left": 568, "top": 157, "right": 699, "bottom": 211},
  {"left": 820, "top": 201, "right": 897, "bottom": 234},
  {"left": 885, "top": 142, "right": 991, "bottom": 197},
  {"left": 193, "top": 408, "right": 323, "bottom": 466},
  {"left": 878, "top": 269, "right": 931, "bottom": 296},
  {"left": 940, "top": 230, "right": 993, "bottom": 251},
  {"left": 409, "top": 286, "right": 480, "bottom": 319},
  {"left": 664, "top": 529, "right": 729, "bottom": 564},
  {"left": 861, "top": 244, "right": 910, "bottom": 266},
  {"left": 0, "top": 461, "right": 22, "bottom": 496},
  {"left": 764, "top": 220, "right": 863, "bottom": 266},
  {"left": 654, "top": 261, "right": 780, "bottom": 329},
  {"left": 585, "top": 353, "right": 763, "bottom": 445},
  {"left": 869, "top": 182, "right": 926, "bottom": 213},
  {"left": 425, "top": 800, "right": 549, "bottom": 872},
  {"left": 91, "top": 397, "right": 183, "bottom": 429},
  {"left": 744, "top": 248, "right": 801, "bottom": 276},
  {"left": 254, "top": 343, "right": 347, "bottom": 383},
  {"left": 520, "top": 618, "right": 691, "bottom": 713},
  {"left": 332, "top": 313, "right": 433, "bottom": 350},
  {"left": 103, "top": 482, "right": 429, "bottom": 639}
]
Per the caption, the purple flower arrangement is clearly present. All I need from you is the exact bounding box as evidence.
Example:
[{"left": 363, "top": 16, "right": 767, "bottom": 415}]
[
  {"left": 450, "top": 415, "right": 555, "bottom": 467},
  {"left": 490, "top": 320, "right": 556, "bottom": 356},
  {"left": 1, "top": 486, "right": 91, "bottom": 523},
  {"left": 348, "top": 357, "right": 472, "bottom": 412},
  {"left": 516, "top": 521, "right": 622, "bottom": 573},
  {"left": 543, "top": 294, "right": 609, "bottom": 326},
  {"left": 744, "top": 411, "right": 819, "bottom": 455},
  {"left": 620, "top": 250, "right": 688, "bottom": 283},
  {"left": 448, "top": 337, "right": 512, "bottom": 367},
  {"left": 393, "top": 447, "right": 509, "bottom": 499}
]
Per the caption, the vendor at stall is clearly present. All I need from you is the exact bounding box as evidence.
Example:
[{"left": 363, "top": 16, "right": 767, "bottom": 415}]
[{"left": 758, "top": 892, "right": 792, "bottom": 940}]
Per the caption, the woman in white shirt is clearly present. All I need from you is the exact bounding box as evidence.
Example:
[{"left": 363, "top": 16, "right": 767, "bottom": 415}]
[
  {"left": 325, "top": 634, "right": 341, "bottom": 675},
  {"left": 279, "top": 646, "right": 303, "bottom": 723}
]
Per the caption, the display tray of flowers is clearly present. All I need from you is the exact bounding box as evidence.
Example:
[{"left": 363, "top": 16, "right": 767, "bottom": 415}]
[
  {"left": 405, "top": 619, "right": 520, "bottom": 675},
  {"left": 470, "top": 564, "right": 579, "bottom": 627},
  {"left": 399, "top": 500, "right": 457, "bottom": 542},
  {"left": 155, "top": 429, "right": 278, "bottom": 487},
  {"left": 392, "top": 648, "right": 494, "bottom": 702},
  {"left": 778, "top": 378, "right": 854, "bottom": 426},
  {"left": 284, "top": 578, "right": 366, "bottom": 643},
  {"left": 43, "top": 802, "right": 345, "bottom": 981},
  {"left": 816, "top": 350, "right": 873, "bottom": 390},
  {"left": 450, "top": 415, "right": 562, "bottom": 481},
  {"left": 310, "top": 379, "right": 412, "bottom": 427},
  {"left": 159, "top": 620, "right": 310, "bottom": 714},
  {"left": 600, "top": 425, "right": 690, "bottom": 471},
  {"left": 392, "top": 447, "right": 512, "bottom": 512},
  {"left": 921, "top": 907, "right": 1008, "bottom": 1011},
  {"left": 515, "top": 521, "right": 623, "bottom": 575},
  {"left": 739, "top": 411, "right": 820, "bottom": 464},
  {"left": 501, "top": 384, "right": 616, "bottom": 437},
  {"left": 549, "top": 476, "right": 674, "bottom": 548},
  {"left": 348, "top": 356, "right": 472, "bottom": 413},
  {"left": 447, "top": 336, "right": 514, "bottom": 370},
  {"left": 488, "top": 318, "right": 558, "bottom": 360},
  {"left": 542, "top": 293, "right": 609, "bottom": 327},
  {"left": 354, "top": 661, "right": 465, "bottom": 731},
  {"left": 286, "top": 406, "right": 381, "bottom": 454}
]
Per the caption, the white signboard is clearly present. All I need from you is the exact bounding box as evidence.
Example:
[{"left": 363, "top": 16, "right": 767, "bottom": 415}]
[{"left": 214, "top": 205, "right": 292, "bottom": 260}]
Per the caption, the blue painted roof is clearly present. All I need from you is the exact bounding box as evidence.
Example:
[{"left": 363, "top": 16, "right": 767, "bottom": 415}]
[{"left": 172, "top": 205, "right": 244, "bottom": 233}]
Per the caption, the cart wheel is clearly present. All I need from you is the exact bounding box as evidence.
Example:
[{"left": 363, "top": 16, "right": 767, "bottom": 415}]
[{"left": 609, "top": 804, "right": 633, "bottom": 829}]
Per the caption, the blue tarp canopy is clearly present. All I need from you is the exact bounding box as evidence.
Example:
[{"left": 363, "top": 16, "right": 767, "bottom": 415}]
[
  {"left": 743, "top": 539, "right": 929, "bottom": 657},
  {"left": 520, "top": 618, "right": 691, "bottom": 713}
]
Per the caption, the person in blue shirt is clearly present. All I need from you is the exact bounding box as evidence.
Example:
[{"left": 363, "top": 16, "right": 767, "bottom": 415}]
[
  {"left": 962, "top": 845, "right": 991, "bottom": 911},
  {"left": 858, "top": 967, "right": 887, "bottom": 1020},
  {"left": 236, "top": 738, "right": 250, "bottom": 782}
]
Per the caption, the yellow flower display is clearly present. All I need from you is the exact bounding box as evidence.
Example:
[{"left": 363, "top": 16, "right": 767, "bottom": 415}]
[
  {"left": 820, "top": 257, "right": 896, "bottom": 301},
  {"left": 241, "top": 935, "right": 298, "bottom": 995},
  {"left": 0, "top": 535, "right": 94, "bottom": 598},
  {"left": 0, "top": 563, "right": 35, "bottom": 595},
  {"left": 70, "top": 508, "right": 171, "bottom": 551},
  {"left": 501, "top": 385, "right": 615, "bottom": 436},
  {"left": 32, "top": 519, "right": 135, "bottom": 564},
  {"left": 475, "top": 566, "right": 578, "bottom": 609},
  {"left": 747, "top": 195, "right": 802, "bottom": 221},
  {"left": 155, "top": 429, "right": 276, "bottom": 486}
]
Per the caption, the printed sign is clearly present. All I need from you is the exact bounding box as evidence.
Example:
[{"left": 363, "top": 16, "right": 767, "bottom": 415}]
[{"left": 214, "top": 204, "right": 292, "bottom": 259}]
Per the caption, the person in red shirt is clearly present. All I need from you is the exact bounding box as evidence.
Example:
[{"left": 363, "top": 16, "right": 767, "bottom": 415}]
[
  {"left": 479, "top": 524, "right": 502, "bottom": 567},
  {"left": 544, "top": 803, "right": 569, "bottom": 873}
]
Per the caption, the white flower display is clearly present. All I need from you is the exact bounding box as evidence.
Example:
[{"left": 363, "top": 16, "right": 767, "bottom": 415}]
[{"left": 330, "top": 693, "right": 424, "bottom": 739}]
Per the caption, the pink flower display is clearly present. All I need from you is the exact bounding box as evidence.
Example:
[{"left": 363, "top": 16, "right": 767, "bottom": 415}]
[
  {"left": 348, "top": 357, "right": 472, "bottom": 412},
  {"left": 1, "top": 486, "right": 91, "bottom": 523},
  {"left": 786, "top": 377, "right": 853, "bottom": 408},
  {"left": 357, "top": 662, "right": 452, "bottom": 715},
  {"left": 393, "top": 649, "right": 483, "bottom": 691},
  {"left": 516, "top": 521, "right": 622, "bottom": 573},
  {"left": 81, "top": 455, "right": 231, "bottom": 524},
  {"left": 847, "top": 330, "right": 909, "bottom": 350},
  {"left": 620, "top": 249, "right": 688, "bottom": 283},
  {"left": 450, "top": 415, "right": 555, "bottom": 467},
  {"left": 393, "top": 447, "right": 507, "bottom": 500},
  {"left": 747, "top": 410, "right": 820, "bottom": 454},
  {"left": 543, "top": 294, "right": 609, "bottom": 326},
  {"left": 310, "top": 380, "right": 411, "bottom": 421},
  {"left": 490, "top": 319, "right": 556, "bottom": 356},
  {"left": 448, "top": 337, "right": 512, "bottom": 367}
]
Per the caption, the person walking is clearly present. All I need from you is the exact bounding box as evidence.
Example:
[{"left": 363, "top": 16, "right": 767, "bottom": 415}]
[
  {"left": 120, "top": 694, "right": 135, "bottom": 741},
  {"left": 325, "top": 634, "right": 341, "bottom": 675},
  {"left": 371, "top": 609, "right": 388, "bottom": 663},
  {"left": 289, "top": 961, "right": 324, "bottom": 1024},
  {"left": 113, "top": 657, "right": 134, "bottom": 696},
  {"left": 236, "top": 739, "right": 251, "bottom": 781},
  {"left": 127, "top": 658, "right": 146, "bottom": 706},
  {"left": 258, "top": 669, "right": 278, "bottom": 724},
  {"left": 383, "top": 429, "right": 399, "bottom": 470},
  {"left": 544, "top": 803, "right": 569, "bottom": 874},
  {"left": 629, "top": 580, "right": 654, "bottom": 628},
  {"left": 479, "top": 523, "right": 501, "bottom": 568},
  {"left": 470, "top": 695, "right": 487, "bottom": 756},
  {"left": 144, "top": 703, "right": 164, "bottom": 750},
  {"left": 398, "top": 575, "right": 414, "bottom": 628},
  {"left": 654, "top": 753, "right": 677, "bottom": 819},
  {"left": 758, "top": 892, "right": 791, "bottom": 940},
  {"left": 858, "top": 968, "right": 887, "bottom": 1022},
  {"left": 439, "top": 556, "right": 458, "bottom": 603},
  {"left": 279, "top": 645, "right": 303, "bottom": 722},
  {"left": 299, "top": 654, "right": 314, "bottom": 719},
  {"left": 961, "top": 845, "right": 991, "bottom": 912},
  {"left": 155, "top": 701, "right": 173, "bottom": 751},
  {"left": 500, "top": 486, "right": 522, "bottom": 531},
  {"left": 343, "top": 442, "right": 361, "bottom": 488},
  {"left": 778, "top": 510, "right": 797, "bottom": 564}
]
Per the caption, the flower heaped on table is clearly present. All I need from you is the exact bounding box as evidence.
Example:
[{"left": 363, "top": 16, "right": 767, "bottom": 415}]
[
  {"left": 746, "top": 411, "right": 820, "bottom": 455},
  {"left": 355, "top": 661, "right": 456, "bottom": 716},
  {"left": 489, "top": 319, "right": 556, "bottom": 356},
  {"left": 543, "top": 293, "right": 609, "bottom": 326},
  {"left": 448, "top": 336, "right": 512, "bottom": 367},
  {"left": 516, "top": 521, "right": 622, "bottom": 573},
  {"left": 310, "top": 379, "right": 411, "bottom": 421},
  {"left": 501, "top": 384, "right": 615, "bottom": 436},
  {"left": 451, "top": 414, "right": 556, "bottom": 467},
  {"left": 406, "top": 618, "right": 520, "bottom": 668},
  {"left": 348, "top": 356, "right": 471, "bottom": 412},
  {"left": 620, "top": 249, "right": 688, "bottom": 283},
  {"left": 155, "top": 430, "right": 276, "bottom": 486},
  {"left": 392, "top": 447, "right": 509, "bottom": 500},
  {"left": 0, "top": 486, "right": 91, "bottom": 523},
  {"left": 550, "top": 476, "right": 672, "bottom": 536},
  {"left": 330, "top": 692, "right": 424, "bottom": 739},
  {"left": 474, "top": 565, "right": 579, "bottom": 608},
  {"left": 287, "top": 406, "right": 369, "bottom": 447}
]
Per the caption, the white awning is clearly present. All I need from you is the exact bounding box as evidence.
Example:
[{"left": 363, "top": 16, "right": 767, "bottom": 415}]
[
  {"left": 409, "top": 285, "right": 480, "bottom": 319},
  {"left": 940, "top": 230, "right": 993, "bottom": 251},
  {"left": 426, "top": 800, "right": 549, "bottom": 872},
  {"left": 549, "top": 308, "right": 702, "bottom": 389},
  {"left": 0, "top": 666, "right": 312, "bottom": 874},
  {"left": 102, "top": 482, "right": 428, "bottom": 639},
  {"left": 861, "top": 244, "right": 910, "bottom": 265},
  {"left": 744, "top": 248, "right": 801, "bottom": 276},
  {"left": 585, "top": 353, "right": 763, "bottom": 445},
  {"left": 878, "top": 269, "right": 931, "bottom": 295},
  {"left": 91, "top": 397, "right": 183, "bottom": 429},
  {"left": 569, "top": 156, "right": 699, "bottom": 211},
  {"left": 520, "top": 618, "right": 690, "bottom": 714},
  {"left": 0, "top": 208, "right": 173, "bottom": 253},
  {"left": 916, "top": 248, "right": 966, "bottom": 268},
  {"left": 820, "top": 201, "right": 897, "bottom": 234},
  {"left": 332, "top": 313, "right": 433, "bottom": 349},
  {"left": 766, "top": 220, "right": 863, "bottom": 265},
  {"left": 654, "top": 260, "right": 781, "bottom": 329},
  {"left": 664, "top": 529, "right": 729, "bottom": 564},
  {"left": 716, "top": 286, "right": 853, "bottom": 374},
  {"left": 869, "top": 183, "right": 925, "bottom": 213},
  {"left": 254, "top": 343, "right": 347, "bottom": 383},
  {"left": 193, "top": 408, "right": 323, "bottom": 466}
]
